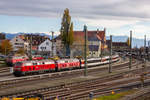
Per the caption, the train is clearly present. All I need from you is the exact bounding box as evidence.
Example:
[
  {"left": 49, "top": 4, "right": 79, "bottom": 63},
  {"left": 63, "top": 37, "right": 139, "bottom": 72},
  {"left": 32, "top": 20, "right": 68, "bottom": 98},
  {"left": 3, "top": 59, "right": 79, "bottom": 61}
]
[
  {"left": 13, "top": 55, "right": 119, "bottom": 77},
  {"left": 6, "top": 55, "right": 44, "bottom": 66},
  {"left": 6, "top": 56, "right": 29, "bottom": 66}
]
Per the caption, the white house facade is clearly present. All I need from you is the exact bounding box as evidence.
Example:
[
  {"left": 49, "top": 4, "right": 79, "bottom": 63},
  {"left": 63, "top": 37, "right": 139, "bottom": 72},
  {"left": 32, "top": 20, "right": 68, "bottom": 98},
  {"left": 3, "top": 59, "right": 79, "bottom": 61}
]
[
  {"left": 10, "top": 35, "right": 29, "bottom": 51},
  {"left": 38, "top": 39, "right": 56, "bottom": 56},
  {"left": 88, "top": 41, "right": 101, "bottom": 57}
]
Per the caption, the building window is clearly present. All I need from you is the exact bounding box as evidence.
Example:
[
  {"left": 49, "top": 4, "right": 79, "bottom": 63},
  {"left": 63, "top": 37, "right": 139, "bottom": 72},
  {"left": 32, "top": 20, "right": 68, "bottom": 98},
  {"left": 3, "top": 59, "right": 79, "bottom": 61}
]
[{"left": 46, "top": 42, "right": 49, "bottom": 45}]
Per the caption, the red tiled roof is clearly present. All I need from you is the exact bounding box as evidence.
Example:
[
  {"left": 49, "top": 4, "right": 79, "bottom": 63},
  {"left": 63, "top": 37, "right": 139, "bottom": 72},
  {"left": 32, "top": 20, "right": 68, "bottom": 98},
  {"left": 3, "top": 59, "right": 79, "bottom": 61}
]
[
  {"left": 96, "top": 31, "right": 106, "bottom": 42},
  {"left": 55, "top": 29, "right": 107, "bottom": 50},
  {"left": 106, "top": 40, "right": 128, "bottom": 47},
  {"left": 74, "top": 30, "right": 105, "bottom": 41}
]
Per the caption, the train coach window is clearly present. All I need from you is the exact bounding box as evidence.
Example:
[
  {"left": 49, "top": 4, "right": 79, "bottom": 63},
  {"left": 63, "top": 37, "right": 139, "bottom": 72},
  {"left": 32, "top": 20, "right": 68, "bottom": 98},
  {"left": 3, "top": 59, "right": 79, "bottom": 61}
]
[
  {"left": 33, "top": 63, "right": 37, "bottom": 65},
  {"left": 42, "top": 62, "right": 45, "bottom": 64},
  {"left": 65, "top": 61, "right": 68, "bottom": 63}
]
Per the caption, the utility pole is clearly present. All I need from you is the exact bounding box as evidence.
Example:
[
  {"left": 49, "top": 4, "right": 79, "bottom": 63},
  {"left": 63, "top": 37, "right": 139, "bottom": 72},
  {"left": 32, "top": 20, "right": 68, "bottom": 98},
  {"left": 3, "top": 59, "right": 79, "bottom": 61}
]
[
  {"left": 144, "top": 35, "right": 146, "bottom": 67},
  {"left": 148, "top": 41, "right": 150, "bottom": 61},
  {"left": 144, "top": 35, "right": 146, "bottom": 55},
  {"left": 84, "top": 25, "right": 88, "bottom": 76},
  {"left": 92, "top": 41, "right": 93, "bottom": 58},
  {"left": 144, "top": 35, "right": 146, "bottom": 48},
  {"left": 5, "top": 45, "right": 7, "bottom": 56},
  {"left": 51, "top": 31, "right": 54, "bottom": 57},
  {"left": 109, "top": 35, "right": 112, "bottom": 73},
  {"left": 30, "top": 34, "right": 32, "bottom": 60},
  {"left": 129, "top": 30, "right": 132, "bottom": 69}
]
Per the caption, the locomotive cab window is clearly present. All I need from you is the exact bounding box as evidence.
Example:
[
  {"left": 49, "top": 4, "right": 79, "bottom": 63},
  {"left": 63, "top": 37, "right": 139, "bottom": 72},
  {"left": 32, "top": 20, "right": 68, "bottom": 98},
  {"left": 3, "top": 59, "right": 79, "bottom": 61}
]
[{"left": 15, "top": 62, "right": 22, "bottom": 66}]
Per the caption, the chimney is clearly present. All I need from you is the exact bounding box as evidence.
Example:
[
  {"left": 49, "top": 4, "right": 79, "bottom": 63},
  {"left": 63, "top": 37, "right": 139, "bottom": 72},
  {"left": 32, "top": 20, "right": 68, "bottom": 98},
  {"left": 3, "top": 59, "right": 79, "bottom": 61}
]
[
  {"left": 97, "top": 29, "right": 99, "bottom": 33},
  {"left": 104, "top": 28, "right": 106, "bottom": 32}
]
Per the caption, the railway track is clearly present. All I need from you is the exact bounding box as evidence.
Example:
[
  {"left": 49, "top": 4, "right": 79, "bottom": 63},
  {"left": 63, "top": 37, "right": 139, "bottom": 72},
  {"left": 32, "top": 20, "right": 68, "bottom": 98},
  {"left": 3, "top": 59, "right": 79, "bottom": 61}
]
[
  {"left": 0, "top": 59, "right": 135, "bottom": 90},
  {"left": 1, "top": 64, "right": 150, "bottom": 100},
  {"left": 1, "top": 59, "right": 142, "bottom": 96},
  {"left": 0, "top": 67, "right": 10, "bottom": 73},
  {"left": 0, "top": 67, "right": 12, "bottom": 78}
]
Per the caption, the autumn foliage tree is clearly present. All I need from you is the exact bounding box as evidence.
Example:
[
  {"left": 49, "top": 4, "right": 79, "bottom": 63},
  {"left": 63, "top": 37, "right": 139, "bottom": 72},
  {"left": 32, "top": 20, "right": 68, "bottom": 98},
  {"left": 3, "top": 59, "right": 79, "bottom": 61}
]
[
  {"left": 60, "top": 8, "right": 74, "bottom": 57},
  {"left": 16, "top": 48, "right": 25, "bottom": 55},
  {"left": 0, "top": 40, "right": 13, "bottom": 55}
]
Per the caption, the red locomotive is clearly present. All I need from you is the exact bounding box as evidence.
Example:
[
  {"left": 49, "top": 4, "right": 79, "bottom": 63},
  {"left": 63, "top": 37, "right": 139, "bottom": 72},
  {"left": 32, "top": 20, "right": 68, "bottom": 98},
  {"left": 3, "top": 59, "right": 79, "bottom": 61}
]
[
  {"left": 6, "top": 55, "right": 44, "bottom": 66},
  {"left": 32, "top": 55, "right": 44, "bottom": 60},
  {"left": 13, "top": 55, "right": 119, "bottom": 77},
  {"left": 6, "top": 56, "right": 29, "bottom": 66}
]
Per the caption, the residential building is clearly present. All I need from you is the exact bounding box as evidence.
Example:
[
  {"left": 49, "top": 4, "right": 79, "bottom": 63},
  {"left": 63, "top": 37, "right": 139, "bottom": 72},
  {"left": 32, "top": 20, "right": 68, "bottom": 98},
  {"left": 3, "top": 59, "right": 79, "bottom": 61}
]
[
  {"left": 38, "top": 39, "right": 56, "bottom": 56},
  {"left": 20, "top": 34, "right": 49, "bottom": 52},
  {"left": 10, "top": 35, "right": 29, "bottom": 51},
  {"left": 55, "top": 28, "right": 106, "bottom": 57},
  {"left": 106, "top": 40, "right": 129, "bottom": 52},
  {"left": 0, "top": 33, "right": 5, "bottom": 40}
]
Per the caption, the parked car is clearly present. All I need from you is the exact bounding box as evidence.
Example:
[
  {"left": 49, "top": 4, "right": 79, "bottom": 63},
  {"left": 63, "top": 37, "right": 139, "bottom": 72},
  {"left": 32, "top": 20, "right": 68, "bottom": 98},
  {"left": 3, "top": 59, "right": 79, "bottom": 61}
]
[{"left": 0, "top": 54, "right": 7, "bottom": 59}]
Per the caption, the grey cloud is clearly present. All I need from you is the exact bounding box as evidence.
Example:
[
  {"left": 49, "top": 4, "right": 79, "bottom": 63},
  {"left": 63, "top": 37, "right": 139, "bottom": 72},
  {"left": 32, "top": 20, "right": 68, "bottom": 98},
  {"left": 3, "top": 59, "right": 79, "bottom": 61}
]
[{"left": 0, "top": 0, "right": 150, "bottom": 20}]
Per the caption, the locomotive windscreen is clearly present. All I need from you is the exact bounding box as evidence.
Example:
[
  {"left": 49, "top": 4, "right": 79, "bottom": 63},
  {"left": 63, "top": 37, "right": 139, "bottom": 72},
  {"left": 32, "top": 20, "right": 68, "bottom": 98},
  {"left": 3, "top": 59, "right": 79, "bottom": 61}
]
[{"left": 15, "top": 62, "right": 22, "bottom": 67}]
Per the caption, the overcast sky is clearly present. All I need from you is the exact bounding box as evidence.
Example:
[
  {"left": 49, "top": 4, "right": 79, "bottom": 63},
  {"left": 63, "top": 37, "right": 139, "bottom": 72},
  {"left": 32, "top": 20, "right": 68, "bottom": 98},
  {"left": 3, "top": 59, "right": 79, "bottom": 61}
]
[{"left": 0, "top": 0, "right": 150, "bottom": 39}]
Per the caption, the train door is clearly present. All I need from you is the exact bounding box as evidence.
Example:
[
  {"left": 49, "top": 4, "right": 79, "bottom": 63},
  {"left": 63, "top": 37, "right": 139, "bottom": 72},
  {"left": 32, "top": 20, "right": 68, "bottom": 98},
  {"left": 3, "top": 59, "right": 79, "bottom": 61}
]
[{"left": 55, "top": 61, "right": 58, "bottom": 72}]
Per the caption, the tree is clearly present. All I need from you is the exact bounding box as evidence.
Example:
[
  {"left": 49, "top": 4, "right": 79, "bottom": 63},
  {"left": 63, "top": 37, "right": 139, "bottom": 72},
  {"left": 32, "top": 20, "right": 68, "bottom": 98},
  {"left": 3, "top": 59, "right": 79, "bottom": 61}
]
[
  {"left": 16, "top": 48, "right": 25, "bottom": 55},
  {"left": 127, "top": 37, "right": 130, "bottom": 47},
  {"left": 60, "top": 8, "right": 74, "bottom": 57},
  {"left": 0, "top": 40, "right": 13, "bottom": 55}
]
